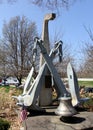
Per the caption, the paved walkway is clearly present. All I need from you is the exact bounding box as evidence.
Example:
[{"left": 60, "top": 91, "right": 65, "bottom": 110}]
[{"left": 23, "top": 107, "right": 93, "bottom": 130}]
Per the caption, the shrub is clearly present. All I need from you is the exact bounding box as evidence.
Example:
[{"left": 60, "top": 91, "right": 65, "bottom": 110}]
[{"left": 0, "top": 118, "right": 10, "bottom": 130}]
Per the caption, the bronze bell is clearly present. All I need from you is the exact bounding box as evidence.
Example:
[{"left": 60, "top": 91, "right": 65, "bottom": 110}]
[{"left": 55, "top": 96, "right": 77, "bottom": 117}]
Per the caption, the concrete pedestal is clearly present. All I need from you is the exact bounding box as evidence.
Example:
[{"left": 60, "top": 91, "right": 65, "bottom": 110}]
[{"left": 23, "top": 108, "right": 93, "bottom": 130}]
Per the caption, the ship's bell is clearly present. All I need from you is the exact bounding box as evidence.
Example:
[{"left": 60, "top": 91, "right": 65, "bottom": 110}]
[{"left": 55, "top": 96, "right": 77, "bottom": 117}]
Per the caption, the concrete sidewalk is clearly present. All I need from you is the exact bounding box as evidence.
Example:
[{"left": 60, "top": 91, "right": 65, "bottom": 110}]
[{"left": 23, "top": 107, "right": 93, "bottom": 130}]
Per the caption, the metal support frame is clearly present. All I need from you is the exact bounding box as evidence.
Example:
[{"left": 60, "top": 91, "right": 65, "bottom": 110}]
[
  {"left": 13, "top": 39, "right": 64, "bottom": 107},
  {"left": 13, "top": 38, "right": 77, "bottom": 116},
  {"left": 34, "top": 38, "right": 77, "bottom": 116}
]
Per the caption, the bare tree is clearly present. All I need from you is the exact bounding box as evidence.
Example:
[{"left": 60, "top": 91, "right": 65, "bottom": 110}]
[
  {"left": 80, "top": 42, "right": 93, "bottom": 78},
  {"left": 29, "top": 0, "right": 77, "bottom": 11},
  {"left": 1, "top": 16, "right": 38, "bottom": 84},
  {"left": 0, "top": 0, "right": 78, "bottom": 12},
  {"left": 78, "top": 26, "right": 93, "bottom": 78},
  {"left": 0, "top": 42, "right": 8, "bottom": 76}
]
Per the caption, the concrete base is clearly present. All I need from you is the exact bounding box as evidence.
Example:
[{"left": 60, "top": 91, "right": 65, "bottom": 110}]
[{"left": 23, "top": 107, "right": 93, "bottom": 130}]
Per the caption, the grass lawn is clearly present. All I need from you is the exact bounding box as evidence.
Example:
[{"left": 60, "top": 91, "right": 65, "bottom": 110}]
[
  {"left": 0, "top": 86, "right": 11, "bottom": 93},
  {"left": 0, "top": 85, "right": 22, "bottom": 94},
  {"left": 78, "top": 81, "right": 93, "bottom": 87}
]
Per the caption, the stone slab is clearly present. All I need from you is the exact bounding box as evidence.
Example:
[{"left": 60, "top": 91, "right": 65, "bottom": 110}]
[{"left": 23, "top": 108, "right": 93, "bottom": 130}]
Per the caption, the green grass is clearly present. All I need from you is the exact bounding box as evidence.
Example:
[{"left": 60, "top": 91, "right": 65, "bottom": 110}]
[{"left": 78, "top": 81, "right": 93, "bottom": 87}]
